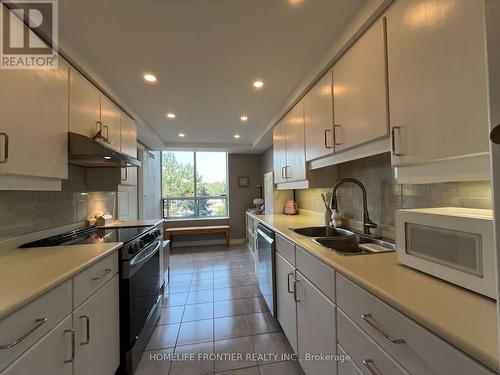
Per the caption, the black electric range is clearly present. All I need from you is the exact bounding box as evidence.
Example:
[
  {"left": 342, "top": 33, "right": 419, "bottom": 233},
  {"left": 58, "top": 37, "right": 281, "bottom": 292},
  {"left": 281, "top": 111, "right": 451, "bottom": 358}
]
[{"left": 20, "top": 225, "right": 163, "bottom": 374}]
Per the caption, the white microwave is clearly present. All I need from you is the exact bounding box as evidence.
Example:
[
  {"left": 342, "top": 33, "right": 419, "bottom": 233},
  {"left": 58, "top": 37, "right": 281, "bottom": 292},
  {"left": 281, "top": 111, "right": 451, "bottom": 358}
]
[{"left": 396, "top": 207, "right": 496, "bottom": 299}]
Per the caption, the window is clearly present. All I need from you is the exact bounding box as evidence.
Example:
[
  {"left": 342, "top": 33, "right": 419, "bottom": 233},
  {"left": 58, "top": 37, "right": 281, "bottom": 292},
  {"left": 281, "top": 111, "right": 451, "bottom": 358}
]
[{"left": 162, "top": 151, "right": 228, "bottom": 219}]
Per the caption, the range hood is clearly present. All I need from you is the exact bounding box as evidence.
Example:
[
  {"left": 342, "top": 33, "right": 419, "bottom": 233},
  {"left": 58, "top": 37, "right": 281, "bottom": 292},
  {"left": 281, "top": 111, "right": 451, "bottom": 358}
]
[{"left": 68, "top": 132, "right": 141, "bottom": 168}]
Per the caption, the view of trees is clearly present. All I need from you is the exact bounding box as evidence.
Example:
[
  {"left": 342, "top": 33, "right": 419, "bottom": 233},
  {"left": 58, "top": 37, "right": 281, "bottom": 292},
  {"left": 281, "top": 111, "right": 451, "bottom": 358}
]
[{"left": 161, "top": 151, "right": 227, "bottom": 217}]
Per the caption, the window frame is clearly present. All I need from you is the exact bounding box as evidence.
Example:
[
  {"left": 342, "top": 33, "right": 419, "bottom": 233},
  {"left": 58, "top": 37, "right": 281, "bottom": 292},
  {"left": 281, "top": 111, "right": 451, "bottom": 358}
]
[{"left": 161, "top": 151, "right": 229, "bottom": 220}]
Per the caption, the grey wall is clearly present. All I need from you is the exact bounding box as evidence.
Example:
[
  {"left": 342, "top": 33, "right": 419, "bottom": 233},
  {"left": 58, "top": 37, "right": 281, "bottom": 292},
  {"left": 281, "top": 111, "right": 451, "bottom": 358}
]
[
  {"left": 296, "top": 153, "right": 492, "bottom": 240},
  {"left": 228, "top": 153, "right": 263, "bottom": 239},
  {"left": 260, "top": 146, "right": 274, "bottom": 183},
  {"left": 0, "top": 166, "right": 116, "bottom": 239}
]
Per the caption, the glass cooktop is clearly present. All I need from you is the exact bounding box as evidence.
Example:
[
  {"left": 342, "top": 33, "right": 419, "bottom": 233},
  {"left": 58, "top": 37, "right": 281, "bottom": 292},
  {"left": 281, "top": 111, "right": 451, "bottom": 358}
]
[{"left": 19, "top": 226, "right": 153, "bottom": 248}]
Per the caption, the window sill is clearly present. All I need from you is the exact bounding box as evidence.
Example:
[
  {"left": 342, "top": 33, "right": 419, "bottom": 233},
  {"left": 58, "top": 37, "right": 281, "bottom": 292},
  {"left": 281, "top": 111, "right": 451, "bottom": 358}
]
[{"left": 164, "top": 216, "right": 230, "bottom": 222}]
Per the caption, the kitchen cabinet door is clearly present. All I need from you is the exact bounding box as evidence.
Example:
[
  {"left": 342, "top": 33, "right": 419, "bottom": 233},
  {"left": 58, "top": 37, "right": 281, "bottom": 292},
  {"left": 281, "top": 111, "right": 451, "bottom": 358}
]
[
  {"left": 386, "top": 0, "right": 489, "bottom": 166},
  {"left": 333, "top": 19, "right": 388, "bottom": 152},
  {"left": 276, "top": 252, "right": 297, "bottom": 352},
  {"left": 273, "top": 119, "right": 287, "bottom": 184},
  {"left": 285, "top": 101, "right": 306, "bottom": 182},
  {"left": 1, "top": 315, "right": 72, "bottom": 375},
  {"left": 117, "top": 187, "right": 138, "bottom": 220},
  {"left": 100, "top": 95, "right": 121, "bottom": 152},
  {"left": 120, "top": 111, "right": 138, "bottom": 158},
  {"left": 69, "top": 68, "right": 101, "bottom": 139},
  {"left": 296, "top": 271, "right": 337, "bottom": 375},
  {"left": 73, "top": 275, "right": 120, "bottom": 375},
  {"left": 0, "top": 33, "right": 68, "bottom": 180},
  {"left": 304, "top": 72, "right": 334, "bottom": 161},
  {"left": 121, "top": 166, "right": 137, "bottom": 186}
]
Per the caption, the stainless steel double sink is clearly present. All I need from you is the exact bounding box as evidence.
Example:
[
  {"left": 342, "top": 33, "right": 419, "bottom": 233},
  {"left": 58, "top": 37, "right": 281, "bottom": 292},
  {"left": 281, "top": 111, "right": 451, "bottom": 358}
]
[{"left": 290, "top": 226, "right": 395, "bottom": 256}]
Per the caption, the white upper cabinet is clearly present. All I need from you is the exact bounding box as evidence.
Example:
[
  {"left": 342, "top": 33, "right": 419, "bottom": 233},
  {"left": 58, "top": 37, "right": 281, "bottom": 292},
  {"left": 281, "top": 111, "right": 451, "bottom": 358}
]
[
  {"left": 0, "top": 56, "right": 69, "bottom": 182},
  {"left": 304, "top": 72, "right": 334, "bottom": 161},
  {"left": 69, "top": 68, "right": 122, "bottom": 153},
  {"left": 285, "top": 100, "right": 307, "bottom": 182},
  {"left": 333, "top": 18, "right": 389, "bottom": 152},
  {"left": 69, "top": 69, "right": 101, "bottom": 139},
  {"left": 273, "top": 119, "right": 288, "bottom": 184},
  {"left": 120, "top": 111, "right": 138, "bottom": 158},
  {"left": 100, "top": 96, "right": 121, "bottom": 152},
  {"left": 386, "top": 0, "right": 490, "bottom": 176}
]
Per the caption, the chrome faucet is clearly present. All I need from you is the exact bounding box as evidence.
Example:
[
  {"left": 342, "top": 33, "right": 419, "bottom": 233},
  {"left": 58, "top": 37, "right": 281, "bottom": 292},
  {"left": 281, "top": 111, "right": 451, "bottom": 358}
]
[{"left": 330, "top": 178, "right": 377, "bottom": 235}]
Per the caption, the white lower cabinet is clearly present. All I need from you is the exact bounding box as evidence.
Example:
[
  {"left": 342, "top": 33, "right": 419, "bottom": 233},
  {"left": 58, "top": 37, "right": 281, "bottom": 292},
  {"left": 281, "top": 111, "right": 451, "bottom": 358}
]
[
  {"left": 73, "top": 275, "right": 120, "bottom": 375},
  {"left": 296, "top": 271, "right": 337, "bottom": 375},
  {"left": 0, "top": 253, "right": 120, "bottom": 375},
  {"left": 1, "top": 315, "right": 73, "bottom": 375},
  {"left": 275, "top": 252, "right": 297, "bottom": 352}
]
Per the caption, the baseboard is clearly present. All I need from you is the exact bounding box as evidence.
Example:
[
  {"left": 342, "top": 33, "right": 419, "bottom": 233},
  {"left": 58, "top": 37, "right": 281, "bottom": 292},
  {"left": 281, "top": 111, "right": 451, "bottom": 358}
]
[{"left": 171, "top": 238, "right": 245, "bottom": 248}]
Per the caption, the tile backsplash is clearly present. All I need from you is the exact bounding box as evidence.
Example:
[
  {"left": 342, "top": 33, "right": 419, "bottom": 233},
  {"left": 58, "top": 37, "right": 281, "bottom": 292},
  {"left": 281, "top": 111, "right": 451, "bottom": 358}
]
[
  {"left": 0, "top": 166, "right": 116, "bottom": 239},
  {"left": 296, "top": 153, "right": 492, "bottom": 239}
]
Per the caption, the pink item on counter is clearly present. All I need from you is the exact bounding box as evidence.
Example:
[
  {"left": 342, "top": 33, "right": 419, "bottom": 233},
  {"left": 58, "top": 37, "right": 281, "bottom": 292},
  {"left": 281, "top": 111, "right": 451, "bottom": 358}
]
[{"left": 284, "top": 200, "right": 298, "bottom": 215}]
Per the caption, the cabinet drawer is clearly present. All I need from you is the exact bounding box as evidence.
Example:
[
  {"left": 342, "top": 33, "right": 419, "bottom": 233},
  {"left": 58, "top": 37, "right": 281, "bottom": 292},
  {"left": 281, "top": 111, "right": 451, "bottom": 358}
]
[
  {"left": 0, "top": 281, "right": 72, "bottom": 371},
  {"left": 338, "top": 344, "right": 363, "bottom": 375},
  {"left": 296, "top": 247, "right": 335, "bottom": 301},
  {"left": 337, "top": 309, "right": 409, "bottom": 375},
  {"left": 1, "top": 315, "right": 73, "bottom": 375},
  {"left": 73, "top": 252, "right": 118, "bottom": 308},
  {"left": 275, "top": 234, "right": 295, "bottom": 266},
  {"left": 336, "top": 274, "right": 494, "bottom": 375}
]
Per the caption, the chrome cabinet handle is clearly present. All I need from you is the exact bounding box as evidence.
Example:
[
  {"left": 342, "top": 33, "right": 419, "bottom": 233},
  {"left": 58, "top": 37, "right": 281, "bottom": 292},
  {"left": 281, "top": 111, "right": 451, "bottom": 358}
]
[
  {"left": 285, "top": 166, "right": 291, "bottom": 179},
  {"left": 361, "top": 313, "right": 405, "bottom": 344},
  {"left": 0, "top": 132, "right": 8, "bottom": 164},
  {"left": 0, "top": 317, "right": 47, "bottom": 349},
  {"left": 102, "top": 125, "right": 112, "bottom": 144},
  {"left": 363, "top": 359, "right": 380, "bottom": 375},
  {"left": 122, "top": 167, "right": 128, "bottom": 181},
  {"left": 80, "top": 315, "right": 90, "bottom": 345},
  {"left": 391, "top": 126, "right": 403, "bottom": 156},
  {"left": 324, "top": 129, "right": 333, "bottom": 149},
  {"left": 287, "top": 272, "right": 294, "bottom": 294},
  {"left": 293, "top": 280, "right": 301, "bottom": 302},
  {"left": 333, "top": 124, "right": 342, "bottom": 145},
  {"left": 281, "top": 166, "right": 286, "bottom": 179},
  {"left": 64, "top": 329, "right": 75, "bottom": 363},
  {"left": 92, "top": 268, "right": 112, "bottom": 281}
]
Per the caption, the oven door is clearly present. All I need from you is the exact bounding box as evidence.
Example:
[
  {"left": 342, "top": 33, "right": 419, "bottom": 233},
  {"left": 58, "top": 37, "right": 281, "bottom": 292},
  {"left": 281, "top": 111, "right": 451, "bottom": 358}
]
[{"left": 121, "top": 239, "right": 161, "bottom": 350}]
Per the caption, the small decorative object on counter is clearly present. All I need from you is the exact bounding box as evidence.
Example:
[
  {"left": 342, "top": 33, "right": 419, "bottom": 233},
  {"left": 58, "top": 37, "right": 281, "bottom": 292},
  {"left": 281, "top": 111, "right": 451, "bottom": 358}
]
[
  {"left": 95, "top": 213, "right": 113, "bottom": 226},
  {"left": 284, "top": 200, "right": 298, "bottom": 215},
  {"left": 331, "top": 209, "right": 343, "bottom": 227},
  {"left": 250, "top": 185, "right": 264, "bottom": 214}
]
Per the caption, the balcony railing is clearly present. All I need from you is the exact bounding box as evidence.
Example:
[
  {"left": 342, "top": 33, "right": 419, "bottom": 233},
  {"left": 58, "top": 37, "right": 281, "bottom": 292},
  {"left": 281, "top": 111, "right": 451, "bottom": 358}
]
[{"left": 162, "top": 196, "right": 228, "bottom": 219}]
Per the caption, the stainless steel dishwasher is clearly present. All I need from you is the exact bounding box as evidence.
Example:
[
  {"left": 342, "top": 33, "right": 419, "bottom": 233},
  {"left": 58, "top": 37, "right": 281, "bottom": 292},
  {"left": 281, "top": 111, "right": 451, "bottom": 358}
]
[{"left": 256, "top": 224, "right": 276, "bottom": 316}]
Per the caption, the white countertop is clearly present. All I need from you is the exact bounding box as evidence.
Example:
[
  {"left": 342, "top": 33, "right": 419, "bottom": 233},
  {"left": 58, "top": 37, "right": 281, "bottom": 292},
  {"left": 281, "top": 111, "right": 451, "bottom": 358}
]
[
  {"left": 249, "top": 213, "right": 499, "bottom": 372},
  {"left": 0, "top": 242, "right": 122, "bottom": 320},
  {"left": 99, "top": 219, "right": 165, "bottom": 228}
]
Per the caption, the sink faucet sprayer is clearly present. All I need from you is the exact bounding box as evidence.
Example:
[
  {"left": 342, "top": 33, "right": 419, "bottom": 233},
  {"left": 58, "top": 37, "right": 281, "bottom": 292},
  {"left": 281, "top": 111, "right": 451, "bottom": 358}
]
[{"left": 330, "top": 178, "right": 377, "bottom": 235}]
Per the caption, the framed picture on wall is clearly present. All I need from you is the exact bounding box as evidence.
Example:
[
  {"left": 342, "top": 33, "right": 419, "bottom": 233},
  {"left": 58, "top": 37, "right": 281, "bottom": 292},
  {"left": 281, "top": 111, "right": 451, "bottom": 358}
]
[{"left": 237, "top": 176, "right": 249, "bottom": 187}]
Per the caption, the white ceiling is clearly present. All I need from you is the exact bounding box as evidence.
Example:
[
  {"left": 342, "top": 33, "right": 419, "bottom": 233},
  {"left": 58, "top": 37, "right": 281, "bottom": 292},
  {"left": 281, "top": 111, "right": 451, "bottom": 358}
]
[{"left": 57, "top": 0, "right": 366, "bottom": 152}]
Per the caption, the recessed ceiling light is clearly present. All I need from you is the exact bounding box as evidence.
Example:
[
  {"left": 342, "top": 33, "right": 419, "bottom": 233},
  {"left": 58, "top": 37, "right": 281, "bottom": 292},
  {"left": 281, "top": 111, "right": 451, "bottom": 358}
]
[
  {"left": 167, "top": 113, "right": 176, "bottom": 119},
  {"left": 253, "top": 80, "right": 264, "bottom": 89},
  {"left": 178, "top": 133, "right": 185, "bottom": 138},
  {"left": 143, "top": 73, "right": 157, "bottom": 83},
  {"left": 234, "top": 134, "right": 241, "bottom": 139},
  {"left": 240, "top": 115, "right": 248, "bottom": 121},
  {"left": 104, "top": 156, "right": 111, "bottom": 160}
]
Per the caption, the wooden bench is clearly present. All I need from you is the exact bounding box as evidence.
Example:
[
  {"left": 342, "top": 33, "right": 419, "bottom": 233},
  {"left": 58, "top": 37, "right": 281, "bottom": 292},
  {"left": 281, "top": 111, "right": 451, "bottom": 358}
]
[{"left": 165, "top": 225, "right": 230, "bottom": 247}]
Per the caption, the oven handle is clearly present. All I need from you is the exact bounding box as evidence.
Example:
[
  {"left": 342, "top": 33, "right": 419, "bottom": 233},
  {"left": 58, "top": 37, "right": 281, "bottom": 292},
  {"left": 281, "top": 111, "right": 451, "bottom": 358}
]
[{"left": 130, "top": 241, "right": 161, "bottom": 267}]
